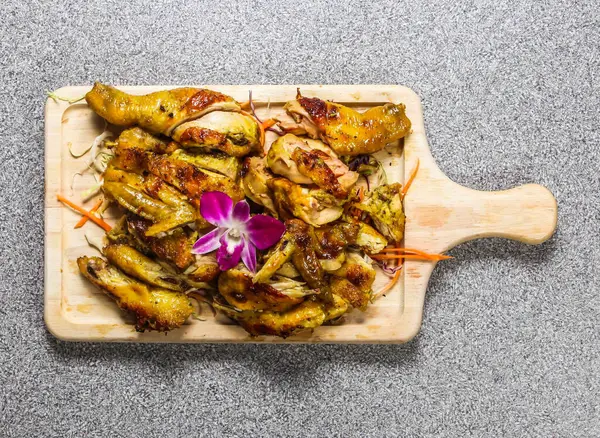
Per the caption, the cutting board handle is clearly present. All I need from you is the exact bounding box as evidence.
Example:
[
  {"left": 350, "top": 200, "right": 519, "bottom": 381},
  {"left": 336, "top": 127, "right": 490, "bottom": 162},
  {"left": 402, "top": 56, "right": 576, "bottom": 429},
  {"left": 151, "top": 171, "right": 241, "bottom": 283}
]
[{"left": 445, "top": 183, "right": 558, "bottom": 249}]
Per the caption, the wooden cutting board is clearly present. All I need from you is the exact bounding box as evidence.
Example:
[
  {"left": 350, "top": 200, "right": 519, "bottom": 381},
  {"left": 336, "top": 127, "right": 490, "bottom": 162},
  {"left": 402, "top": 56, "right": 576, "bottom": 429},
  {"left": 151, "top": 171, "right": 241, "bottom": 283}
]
[{"left": 44, "top": 85, "right": 558, "bottom": 343}]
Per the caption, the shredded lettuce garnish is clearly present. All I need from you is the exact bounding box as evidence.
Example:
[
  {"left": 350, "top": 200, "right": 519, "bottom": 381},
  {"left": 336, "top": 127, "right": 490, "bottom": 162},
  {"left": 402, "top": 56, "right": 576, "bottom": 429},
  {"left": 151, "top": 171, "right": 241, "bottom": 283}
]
[{"left": 47, "top": 91, "right": 85, "bottom": 104}]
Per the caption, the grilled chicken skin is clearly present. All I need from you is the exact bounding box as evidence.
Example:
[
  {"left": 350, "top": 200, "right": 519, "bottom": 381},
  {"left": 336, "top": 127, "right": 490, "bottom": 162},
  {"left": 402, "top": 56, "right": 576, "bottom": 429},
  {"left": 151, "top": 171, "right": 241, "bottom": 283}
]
[
  {"left": 213, "top": 294, "right": 348, "bottom": 338},
  {"left": 266, "top": 134, "right": 358, "bottom": 193},
  {"left": 268, "top": 178, "right": 344, "bottom": 227},
  {"left": 78, "top": 256, "right": 193, "bottom": 332},
  {"left": 281, "top": 90, "right": 411, "bottom": 156},
  {"left": 171, "top": 111, "right": 262, "bottom": 157},
  {"left": 85, "top": 83, "right": 240, "bottom": 135}
]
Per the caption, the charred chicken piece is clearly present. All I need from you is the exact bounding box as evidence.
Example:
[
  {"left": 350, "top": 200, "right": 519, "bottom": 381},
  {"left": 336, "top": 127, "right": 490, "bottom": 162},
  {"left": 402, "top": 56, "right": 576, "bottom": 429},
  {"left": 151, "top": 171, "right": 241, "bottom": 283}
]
[
  {"left": 143, "top": 152, "right": 244, "bottom": 205},
  {"left": 281, "top": 90, "right": 411, "bottom": 156},
  {"left": 266, "top": 134, "right": 358, "bottom": 192},
  {"left": 126, "top": 217, "right": 196, "bottom": 271},
  {"left": 291, "top": 147, "right": 347, "bottom": 198},
  {"left": 330, "top": 253, "right": 376, "bottom": 310},
  {"left": 171, "top": 111, "right": 261, "bottom": 157},
  {"left": 86, "top": 83, "right": 240, "bottom": 136},
  {"left": 213, "top": 292, "right": 349, "bottom": 338},
  {"left": 78, "top": 256, "right": 193, "bottom": 332},
  {"left": 254, "top": 219, "right": 331, "bottom": 301},
  {"left": 241, "top": 157, "right": 278, "bottom": 215},
  {"left": 103, "top": 165, "right": 197, "bottom": 236},
  {"left": 112, "top": 127, "right": 176, "bottom": 172},
  {"left": 218, "top": 266, "right": 311, "bottom": 312},
  {"left": 268, "top": 178, "right": 344, "bottom": 227},
  {"left": 171, "top": 149, "right": 241, "bottom": 181},
  {"left": 353, "top": 183, "right": 405, "bottom": 243},
  {"left": 185, "top": 253, "right": 220, "bottom": 283},
  {"left": 213, "top": 296, "right": 327, "bottom": 338}
]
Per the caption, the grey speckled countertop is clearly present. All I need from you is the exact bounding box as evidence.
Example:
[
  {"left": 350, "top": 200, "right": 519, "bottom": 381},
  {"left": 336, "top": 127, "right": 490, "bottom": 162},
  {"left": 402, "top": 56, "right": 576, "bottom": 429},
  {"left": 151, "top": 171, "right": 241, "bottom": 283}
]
[{"left": 0, "top": 1, "right": 598, "bottom": 437}]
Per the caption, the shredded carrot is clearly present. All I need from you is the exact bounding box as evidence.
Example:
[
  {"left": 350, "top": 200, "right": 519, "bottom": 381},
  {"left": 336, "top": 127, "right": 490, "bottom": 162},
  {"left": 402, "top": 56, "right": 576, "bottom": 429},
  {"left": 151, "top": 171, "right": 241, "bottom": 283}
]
[
  {"left": 371, "top": 253, "right": 452, "bottom": 261},
  {"left": 401, "top": 158, "right": 420, "bottom": 200},
  {"left": 261, "top": 119, "right": 277, "bottom": 130},
  {"left": 357, "top": 187, "right": 365, "bottom": 202},
  {"left": 74, "top": 198, "right": 103, "bottom": 229},
  {"left": 375, "top": 270, "right": 401, "bottom": 297},
  {"left": 240, "top": 100, "right": 251, "bottom": 110},
  {"left": 379, "top": 247, "right": 447, "bottom": 257},
  {"left": 57, "top": 195, "right": 112, "bottom": 232}
]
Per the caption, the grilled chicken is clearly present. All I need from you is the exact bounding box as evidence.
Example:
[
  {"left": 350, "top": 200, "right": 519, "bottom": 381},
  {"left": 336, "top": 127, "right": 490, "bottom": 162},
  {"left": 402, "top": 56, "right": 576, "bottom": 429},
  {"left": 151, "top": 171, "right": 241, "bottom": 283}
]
[
  {"left": 104, "top": 244, "right": 183, "bottom": 291},
  {"left": 329, "top": 253, "right": 377, "bottom": 310},
  {"left": 78, "top": 256, "right": 193, "bottom": 332},
  {"left": 171, "top": 111, "right": 262, "bottom": 157},
  {"left": 103, "top": 165, "right": 197, "bottom": 236},
  {"left": 86, "top": 83, "right": 240, "bottom": 136},
  {"left": 353, "top": 183, "right": 405, "bottom": 243},
  {"left": 171, "top": 149, "right": 241, "bottom": 180},
  {"left": 114, "top": 128, "right": 241, "bottom": 179},
  {"left": 218, "top": 266, "right": 312, "bottom": 312},
  {"left": 341, "top": 217, "right": 388, "bottom": 254},
  {"left": 113, "top": 127, "right": 176, "bottom": 171},
  {"left": 266, "top": 134, "right": 358, "bottom": 194},
  {"left": 268, "top": 178, "right": 344, "bottom": 227},
  {"left": 241, "top": 157, "right": 277, "bottom": 215},
  {"left": 291, "top": 148, "right": 347, "bottom": 198},
  {"left": 185, "top": 253, "right": 220, "bottom": 283},
  {"left": 143, "top": 152, "right": 244, "bottom": 204},
  {"left": 281, "top": 90, "right": 411, "bottom": 156},
  {"left": 213, "top": 294, "right": 348, "bottom": 338},
  {"left": 126, "top": 217, "right": 196, "bottom": 271}
]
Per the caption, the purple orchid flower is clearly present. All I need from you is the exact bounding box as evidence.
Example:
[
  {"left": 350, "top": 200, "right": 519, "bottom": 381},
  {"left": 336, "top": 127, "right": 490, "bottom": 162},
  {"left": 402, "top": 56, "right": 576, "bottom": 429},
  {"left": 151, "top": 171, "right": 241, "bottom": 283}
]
[{"left": 191, "top": 191, "right": 285, "bottom": 272}]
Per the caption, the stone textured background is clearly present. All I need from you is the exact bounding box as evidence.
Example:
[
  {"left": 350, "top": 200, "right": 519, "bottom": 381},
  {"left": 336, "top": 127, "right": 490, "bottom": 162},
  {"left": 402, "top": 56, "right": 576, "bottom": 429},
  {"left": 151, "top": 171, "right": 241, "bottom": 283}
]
[{"left": 0, "top": 1, "right": 598, "bottom": 436}]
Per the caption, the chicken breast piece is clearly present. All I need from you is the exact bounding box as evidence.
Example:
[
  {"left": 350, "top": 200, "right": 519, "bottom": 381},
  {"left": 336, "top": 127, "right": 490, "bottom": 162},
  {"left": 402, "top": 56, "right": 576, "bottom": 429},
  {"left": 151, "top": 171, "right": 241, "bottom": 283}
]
[
  {"left": 171, "top": 111, "right": 261, "bottom": 157},
  {"left": 266, "top": 134, "right": 358, "bottom": 192},
  {"left": 268, "top": 178, "right": 344, "bottom": 227}
]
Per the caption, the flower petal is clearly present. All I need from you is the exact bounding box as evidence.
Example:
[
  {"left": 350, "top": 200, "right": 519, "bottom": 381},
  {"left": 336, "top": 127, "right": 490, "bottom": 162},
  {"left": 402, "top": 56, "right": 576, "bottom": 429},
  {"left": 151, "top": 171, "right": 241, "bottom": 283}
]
[
  {"left": 216, "top": 233, "right": 244, "bottom": 271},
  {"left": 200, "top": 191, "right": 233, "bottom": 227},
  {"left": 232, "top": 200, "right": 250, "bottom": 224},
  {"left": 191, "top": 228, "right": 224, "bottom": 254},
  {"left": 246, "top": 215, "right": 286, "bottom": 250},
  {"left": 241, "top": 238, "right": 257, "bottom": 273}
]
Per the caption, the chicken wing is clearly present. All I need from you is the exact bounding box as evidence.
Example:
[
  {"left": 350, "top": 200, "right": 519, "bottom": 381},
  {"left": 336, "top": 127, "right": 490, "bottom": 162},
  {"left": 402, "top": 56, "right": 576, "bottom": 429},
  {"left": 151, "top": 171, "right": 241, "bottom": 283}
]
[
  {"left": 104, "top": 244, "right": 183, "bottom": 291},
  {"left": 353, "top": 183, "right": 405, "bottom": 243},
  {"left": 78, "top": 256, "right": 193, "bottom": 332},
  {"left": 268, "top": 178, "right": 344, "bottom": 227},
  {"left": 86, "top": 83, "right": 240, "bottom": 136},
  {"left": 281, "top": 90, "right": 411, "bottom": 156},
  {"left": 103, "top": 166, "right": 197, "bottom": 236},
  {"left": 171, "top": 111, "right": 261, "bottom": 157}
]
